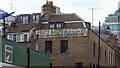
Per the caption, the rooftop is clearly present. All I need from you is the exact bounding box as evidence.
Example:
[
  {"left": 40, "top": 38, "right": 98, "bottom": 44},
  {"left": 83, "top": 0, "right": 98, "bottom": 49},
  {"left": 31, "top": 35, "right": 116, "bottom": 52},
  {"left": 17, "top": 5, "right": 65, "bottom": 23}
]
[
  {"left": 48, "top": 13, "right": 83, "bottom": 22},
  {"left": 7, "top": 23, "right": 37, "bottom": 33}
]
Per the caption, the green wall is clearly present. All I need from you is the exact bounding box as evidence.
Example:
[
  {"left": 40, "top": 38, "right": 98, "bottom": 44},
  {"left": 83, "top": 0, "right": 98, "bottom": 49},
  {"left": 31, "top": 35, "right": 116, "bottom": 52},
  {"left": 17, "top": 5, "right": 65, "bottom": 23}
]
[
  {"left": 1, "top": 37, "right": 50, "bottom": 67},
  {"left": 30, "top": 50, "right": 50, "bottom": 66}
]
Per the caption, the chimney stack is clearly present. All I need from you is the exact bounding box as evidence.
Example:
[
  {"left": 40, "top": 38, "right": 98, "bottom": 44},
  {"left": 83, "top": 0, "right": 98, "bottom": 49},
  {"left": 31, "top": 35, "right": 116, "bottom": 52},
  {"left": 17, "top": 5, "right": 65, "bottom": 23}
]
[
  {"left": 49, "top": 1, "right": 53, "bottom": 6},
  {"left": 46, "top": 0, "right": 49, "bottom": 5},
  {"left": 51, "top": 1, "right": 53, "bottom": 6}
]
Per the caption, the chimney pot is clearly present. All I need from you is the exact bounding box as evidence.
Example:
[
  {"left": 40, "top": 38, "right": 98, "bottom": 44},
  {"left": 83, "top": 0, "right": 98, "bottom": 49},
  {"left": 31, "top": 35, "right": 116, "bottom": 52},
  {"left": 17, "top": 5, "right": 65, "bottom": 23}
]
[
  {"left": 112, "top": 34, "right": 114, "bottom": 37},
  {"left": 49, "top": 1, "right": 53, "bottom": 6},
  {"left": 115, "top": 35, "right": 117, "bottom": 39},
  {"left": 46, "top": 0, "right": 49, "bottom": 4},
  {"left": 51, "top": 1, "right": 53, "bottom": 6}
]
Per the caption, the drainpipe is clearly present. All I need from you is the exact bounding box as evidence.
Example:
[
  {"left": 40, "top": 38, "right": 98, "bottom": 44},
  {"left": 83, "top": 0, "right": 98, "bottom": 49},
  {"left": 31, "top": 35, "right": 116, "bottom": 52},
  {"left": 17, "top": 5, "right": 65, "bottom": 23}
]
[{"left": 3, "top": 19, "right": 5, "bottom": 37}]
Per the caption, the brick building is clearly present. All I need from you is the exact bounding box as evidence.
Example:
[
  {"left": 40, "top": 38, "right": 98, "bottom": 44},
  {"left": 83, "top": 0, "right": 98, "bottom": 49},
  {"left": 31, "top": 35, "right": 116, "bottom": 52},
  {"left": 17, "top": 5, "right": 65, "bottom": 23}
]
[
  {"left": 5, "top": 0, "right": 120, "bottom": 67},
  {"left": 33, "top": 13, "right": 119, "bottom": 67}
]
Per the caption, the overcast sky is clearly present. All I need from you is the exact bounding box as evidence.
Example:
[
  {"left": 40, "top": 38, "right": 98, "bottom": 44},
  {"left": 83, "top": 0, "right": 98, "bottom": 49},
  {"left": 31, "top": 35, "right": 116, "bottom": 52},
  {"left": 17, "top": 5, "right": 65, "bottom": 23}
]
[{"left": 0, "top": 0, "right": 120, "bottom": 26}]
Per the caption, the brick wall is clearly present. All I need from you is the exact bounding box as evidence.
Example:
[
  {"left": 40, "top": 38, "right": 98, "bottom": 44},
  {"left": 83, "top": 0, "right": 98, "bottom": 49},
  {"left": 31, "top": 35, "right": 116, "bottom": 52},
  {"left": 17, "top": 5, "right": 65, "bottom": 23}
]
[{"left": 33, "top": 29, "right": 116, "bottom": 66}]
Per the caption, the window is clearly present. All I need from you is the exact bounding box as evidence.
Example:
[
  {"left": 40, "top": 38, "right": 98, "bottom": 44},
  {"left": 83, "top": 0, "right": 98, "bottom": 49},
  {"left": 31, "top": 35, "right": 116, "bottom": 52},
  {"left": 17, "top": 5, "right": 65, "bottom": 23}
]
[
  {"left": 75, "top": 63, "right": 83, "bottom": 68},
  {"left": 109, "top": 51, "right": 110, "bottom": 64},
  {"left": 105, "top": 51, "right": 107, "bottom": 62},
  {"left": 56, "top": 23, "right": 62, "bottom": 29},
  {"left": 33, "top": 15, "right": 36, "bottom": 23},
  {"left": 17, "top": 35, "right": 20, "bottom": 42},
  {"left": 60, "top": 40, "right": 68, "bottom": 53},
  {"left": 111, "top": 53, "right": 112, "bottom": 64},
  {"left": 23, "top": 16, "right": 28, "bottom": 24},
  {"left": 13, "top": 35, "right": 16, "bottom": 42},
  {"left": 9, "top": 35, "right": 12, "bottom": 40},
  {"left": 45, "top": 41, "right": 52, "bottom": 53},
  {"left": 113, "top": 54, "right": 114, "bottom": 65},
  {"left": 7, "top": 35, "right": 9, "bottom": 40},
  {"left": 50, "top": 24, "right": 55, "bottom": 29},
  {"left": 33, "top": 15, "right": 35, "bottom": 19},
  {"left": 36, "top": 15, "right": 39, "bottom": 23},
  {"left": 35, "top": 45, "right": 39, "bottom": 51},
  {"left": 99, "top": 47, "right": 101, "bottom": 58},
  {"left": 5, "top": 45, "right": 13, "bottom": 63},
  {"left": 93, "top": 43, "right": 95, "bottom": 56},
  {"left": 24, "top": 34, "right": 27, "bottom": 42}
]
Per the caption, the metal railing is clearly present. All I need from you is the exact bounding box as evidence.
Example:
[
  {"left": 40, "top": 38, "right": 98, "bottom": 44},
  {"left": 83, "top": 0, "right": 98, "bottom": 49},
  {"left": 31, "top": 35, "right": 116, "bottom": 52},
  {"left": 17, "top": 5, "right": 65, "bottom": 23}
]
[{"left": 36, "top": 28, "right": 88, "bottom": 38}]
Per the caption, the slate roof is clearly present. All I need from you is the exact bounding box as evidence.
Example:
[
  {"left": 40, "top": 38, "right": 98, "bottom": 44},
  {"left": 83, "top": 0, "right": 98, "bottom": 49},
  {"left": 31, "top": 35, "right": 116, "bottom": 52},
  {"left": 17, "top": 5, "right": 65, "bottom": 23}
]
[
  {"left": 48, "top": 13, "right": 83, "bottom": 22},
  {"left": 7, "top": 23, "right": 37, "bottom": 33}
]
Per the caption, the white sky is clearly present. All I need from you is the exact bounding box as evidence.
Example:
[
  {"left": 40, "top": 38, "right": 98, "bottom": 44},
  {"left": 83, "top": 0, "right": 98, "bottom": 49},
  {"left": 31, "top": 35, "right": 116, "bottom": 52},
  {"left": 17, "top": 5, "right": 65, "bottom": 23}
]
[{"left": 0, "top": 0, "right": 120, "bottom": 26}]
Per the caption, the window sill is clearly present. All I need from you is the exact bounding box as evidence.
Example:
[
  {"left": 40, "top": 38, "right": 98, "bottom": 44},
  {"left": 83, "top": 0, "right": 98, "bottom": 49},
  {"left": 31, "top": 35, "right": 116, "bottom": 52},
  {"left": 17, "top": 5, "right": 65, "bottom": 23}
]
[{"left": 60, "top": 53, "right": 68, "bottom": 55}]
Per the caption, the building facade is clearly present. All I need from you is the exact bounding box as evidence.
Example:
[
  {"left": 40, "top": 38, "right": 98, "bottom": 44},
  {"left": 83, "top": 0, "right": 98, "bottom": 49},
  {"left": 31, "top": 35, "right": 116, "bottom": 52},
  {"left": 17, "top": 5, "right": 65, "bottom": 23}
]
[
  {"left": 32, "top": 13, "right": 119, "bottom": 67},
  {"left": 0, "top": 9, "right": 15, "bottom": 32},
  {"left": 6, "top": 23, "right": 37, "bottom": 43},
  {"left": 15, "top": 13, "right": 41, "bottom": 24}
]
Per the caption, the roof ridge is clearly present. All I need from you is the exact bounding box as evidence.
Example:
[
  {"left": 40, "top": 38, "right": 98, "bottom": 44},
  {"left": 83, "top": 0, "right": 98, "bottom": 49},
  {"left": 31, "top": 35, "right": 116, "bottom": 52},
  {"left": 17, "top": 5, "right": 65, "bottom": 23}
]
[{"left": 51, "top": 13, "right": 76, "bottom": 15}]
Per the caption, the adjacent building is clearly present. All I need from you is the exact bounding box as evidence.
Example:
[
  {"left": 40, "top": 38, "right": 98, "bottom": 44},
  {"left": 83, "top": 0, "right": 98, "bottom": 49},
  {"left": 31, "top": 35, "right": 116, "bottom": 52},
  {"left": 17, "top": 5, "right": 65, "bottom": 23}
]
[
  {"left": 102, "top": 1, "right": 120, "bottom": 47},
  {"left": 0, "top": 9, "right": 15, "bottom": 31},
  {"left": 15, "top": 13, "right": 41, "bottom": 24},
  {"left": 92, "top": 26, "right": 111, "bottom": 41},
  {"left": 7, "top": 23, "right": 37, "bottom": 43},
  {"left": 0, "top": 9, "right": 15, "bottom": 25}
]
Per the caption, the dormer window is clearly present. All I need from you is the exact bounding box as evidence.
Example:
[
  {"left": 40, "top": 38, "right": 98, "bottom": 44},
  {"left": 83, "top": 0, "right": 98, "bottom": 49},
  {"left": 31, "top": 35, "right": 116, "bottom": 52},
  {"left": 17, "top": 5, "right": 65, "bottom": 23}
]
[
  {"left": 56, "top": 23, "right": 61, "bottom": 29},
  {"left": 50, "top": 24, "right": 55, "bottom": 29}
]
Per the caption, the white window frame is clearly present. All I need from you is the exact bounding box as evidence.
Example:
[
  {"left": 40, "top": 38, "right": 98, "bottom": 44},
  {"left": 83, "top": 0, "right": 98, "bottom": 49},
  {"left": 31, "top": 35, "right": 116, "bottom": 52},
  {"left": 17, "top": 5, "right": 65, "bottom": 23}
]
[
  {"left": 24, "top": 34, "right": 27, "bottom": 42},
  {"left": 36, "top": 15, "right": 39, "bottom": 23},
  {"left": 56, "top": 23, "right": 61, "bottom": 28},
  {"left": 13, "top": 35, "right": 16, "bottom": 42},
  {"left": 5, "top": 45, "right": 13, "bottom": 63},
  {"left": 17, "top": 35, "right": 20, "bottom": 42},
  {"left": 50, "top": 24, "right": 55, "bottom": 29}
]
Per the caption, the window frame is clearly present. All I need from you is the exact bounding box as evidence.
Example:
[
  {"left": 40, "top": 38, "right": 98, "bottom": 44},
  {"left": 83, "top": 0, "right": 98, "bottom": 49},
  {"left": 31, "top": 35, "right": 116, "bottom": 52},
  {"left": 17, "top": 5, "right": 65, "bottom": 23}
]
[
  {"left": 56, "top": 23, "right": 62, "bottom": 29},
  {"left": 24, "top": 34, "right": 27, "bottom": 42},
  {"left": 93, "top": 43, "right": 95, "bottom": 56},
  {"left": 5, "top": 45, "right": 13, "bottom": 63},
  {"left": 49, "top": 24, "right": 55, "bottom": 29},
  {"left": 105, "top": 50, "right": 107, "bottom": 62},
  {"left": 13, "top": 35, "right": 16, "bottom": 42},
  {"left": 60, "top": 40, "right": 68, "bottom": 53},
  {"left": 45, "top": 41, "right": 52, "bottom": 53}
]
